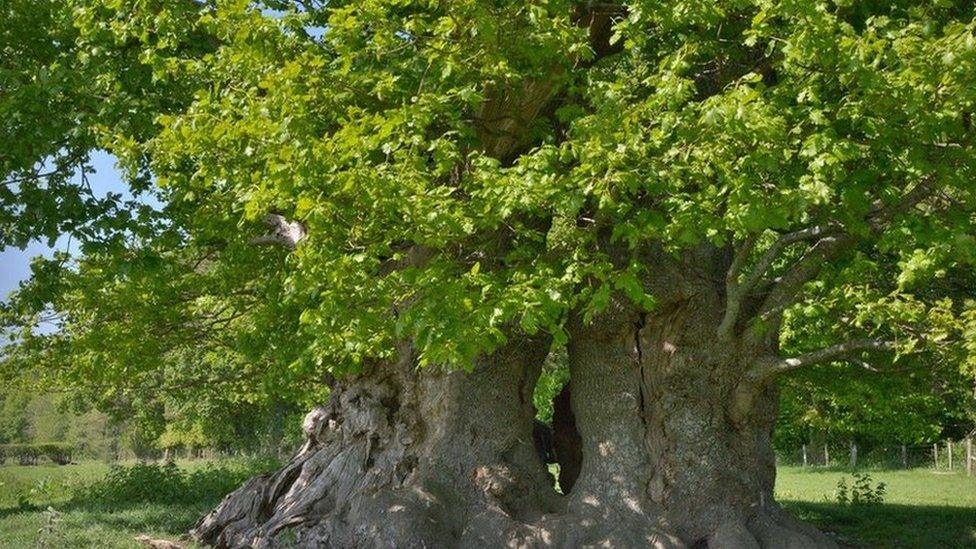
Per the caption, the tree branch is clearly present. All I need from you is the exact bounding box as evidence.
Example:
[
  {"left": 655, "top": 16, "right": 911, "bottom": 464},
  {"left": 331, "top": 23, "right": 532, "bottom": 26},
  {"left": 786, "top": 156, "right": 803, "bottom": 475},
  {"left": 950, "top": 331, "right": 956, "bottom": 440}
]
[
  {"left": 726, "top": 235, "right": 757, "bottom": 285},
  {"left": 866, "top": 177, "right": 935, "bottom": 229},
  {"left": 747, "top": 225, "right": 839, "bottom": 290},
  {"left": 718, "top": 235, "right": 756, "bottom": 339},
  {"left": 755, "top": 234, "right": 852, "bottom": 325},
  {"left": 749, "top": 339, "right": 895, "bottom": 381},
  {"left": 718, "top": 225, "right": 837, "bottom": 339},
  {"left": 743, "top": 178, "right": 936, "bottom": 335}
]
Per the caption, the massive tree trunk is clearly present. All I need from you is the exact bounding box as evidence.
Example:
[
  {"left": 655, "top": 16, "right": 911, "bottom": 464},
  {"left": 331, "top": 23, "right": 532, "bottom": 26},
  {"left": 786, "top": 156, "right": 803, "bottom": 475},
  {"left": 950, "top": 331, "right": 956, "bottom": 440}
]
[
  {"left": 193, "top": 251, "right": 836, "bottom": 548},
  {"left": 552, "top": 246, "right": 834, "bottom": 547},
  {"left": 558, "top": 301, "right": 832, "bottom": 548},
  {"left": 193, "top": 337, "right": 559, "bottom": 547}
]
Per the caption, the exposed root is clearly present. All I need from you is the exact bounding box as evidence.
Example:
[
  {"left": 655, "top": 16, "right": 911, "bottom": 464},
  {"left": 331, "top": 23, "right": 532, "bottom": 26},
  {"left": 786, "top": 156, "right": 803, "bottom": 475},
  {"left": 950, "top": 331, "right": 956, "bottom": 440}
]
[{"left": 704, "top": 509, "right": 838, "bottom": 549}]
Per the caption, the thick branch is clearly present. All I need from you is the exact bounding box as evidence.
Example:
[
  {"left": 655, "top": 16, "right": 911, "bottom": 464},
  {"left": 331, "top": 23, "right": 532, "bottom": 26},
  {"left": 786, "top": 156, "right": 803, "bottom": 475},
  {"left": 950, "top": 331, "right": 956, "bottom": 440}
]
[
  {"left": 475, "top": 2, "right": 626, "bottom": 162},
  {"left": 476, "top": 79, "right": 556, "bottom": 161},
  {"left": 749, "top": 339, "right": 894, "bottom": 381}
]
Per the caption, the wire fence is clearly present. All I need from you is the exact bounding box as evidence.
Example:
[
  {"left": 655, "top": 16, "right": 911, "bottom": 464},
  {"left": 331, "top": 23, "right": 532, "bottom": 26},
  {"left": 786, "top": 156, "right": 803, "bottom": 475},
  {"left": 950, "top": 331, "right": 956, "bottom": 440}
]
[{"left": 777, "top": 438, "right": 975, "bottom": 475}]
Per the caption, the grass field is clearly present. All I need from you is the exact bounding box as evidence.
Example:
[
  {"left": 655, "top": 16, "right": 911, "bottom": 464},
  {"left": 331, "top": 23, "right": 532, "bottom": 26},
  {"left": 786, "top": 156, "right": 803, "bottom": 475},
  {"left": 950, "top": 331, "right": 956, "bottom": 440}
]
[
  {"left": 0, "top": 462, "right": 204, "bottom": 548},
  {"left": 0, "top": 459, "right": 273, "bottom": 548},
  {"left": 1, "top": 462, "right": 974, "bottom": 547},
  {"left": 776, "top": 466, "right": 976, "bottom": 548}
]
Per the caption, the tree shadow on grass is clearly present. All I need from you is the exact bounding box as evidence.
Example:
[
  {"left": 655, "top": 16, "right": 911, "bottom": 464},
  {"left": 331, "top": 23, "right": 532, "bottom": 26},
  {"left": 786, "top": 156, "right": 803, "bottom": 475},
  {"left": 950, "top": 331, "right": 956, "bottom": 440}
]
[
  {"left": 782, "top": 500, "right": 976, "bottom": 548},
  {"left": 6, "top": 498, "right": 974, "bottom": 547}
]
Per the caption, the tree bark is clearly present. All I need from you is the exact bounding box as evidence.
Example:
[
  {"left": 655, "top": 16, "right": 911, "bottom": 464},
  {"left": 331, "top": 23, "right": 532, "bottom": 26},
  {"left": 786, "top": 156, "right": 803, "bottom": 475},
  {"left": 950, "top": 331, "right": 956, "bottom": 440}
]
[
  {"left": 193, "top": 254, "right": 837, "bottom": 548},
  {"left": 560, "top": 298, "right": 834, "bottom": 548},
  {"left": 193, "top": 337, "right": 559, "bottom": 548}
]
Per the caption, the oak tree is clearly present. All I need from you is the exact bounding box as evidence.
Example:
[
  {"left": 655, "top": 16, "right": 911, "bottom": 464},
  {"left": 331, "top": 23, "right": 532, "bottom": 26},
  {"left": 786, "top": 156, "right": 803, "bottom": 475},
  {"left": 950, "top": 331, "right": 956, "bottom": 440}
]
[{"left": 4, "top": 1, "right": 976, "bottom": 547}]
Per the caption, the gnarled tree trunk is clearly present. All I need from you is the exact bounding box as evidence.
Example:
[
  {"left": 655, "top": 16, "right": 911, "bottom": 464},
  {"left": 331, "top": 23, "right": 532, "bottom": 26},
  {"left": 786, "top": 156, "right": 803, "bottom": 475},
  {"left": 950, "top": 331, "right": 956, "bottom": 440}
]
[
  {"left": 193, "top": 251, "right": 836, "bottom": 548},
  {"left": 557, "top": 301, "right": 832, "bottom": 548},
  {"left": 193, "top": 338, "right": 560, "bottom": 548}
]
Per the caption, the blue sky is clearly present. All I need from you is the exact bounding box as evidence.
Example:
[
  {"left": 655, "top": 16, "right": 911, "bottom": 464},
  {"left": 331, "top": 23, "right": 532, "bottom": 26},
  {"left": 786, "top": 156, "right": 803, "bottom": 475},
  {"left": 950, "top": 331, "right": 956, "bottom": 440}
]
[{"left": 0, "top": 151, "right": 128, "bottom": 302}]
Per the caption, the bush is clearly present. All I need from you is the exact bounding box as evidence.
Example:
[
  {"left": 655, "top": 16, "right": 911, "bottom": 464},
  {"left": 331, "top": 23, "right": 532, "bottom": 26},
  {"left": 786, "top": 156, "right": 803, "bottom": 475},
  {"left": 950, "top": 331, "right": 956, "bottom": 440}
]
[
  {"left": 37, "top": 443, "right": 73, "bottom": 465},
  {"left": 0, "top": 443, "right": 73, "bottom": 465},
  {"left": 83, "top": 462, "right": 185, "bottom": 504},
  {"left": 76, "top": 457, "right": 280, "bottom": 506},
  {"left": 1, "top": 444, "right": 40, "bottom": 465}
]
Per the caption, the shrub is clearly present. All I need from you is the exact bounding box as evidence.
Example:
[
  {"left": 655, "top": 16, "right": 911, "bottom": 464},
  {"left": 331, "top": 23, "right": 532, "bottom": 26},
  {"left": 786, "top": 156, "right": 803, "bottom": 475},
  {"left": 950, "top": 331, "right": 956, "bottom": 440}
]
[
  {"left": 83, "top": 462, "right": 186, "bottom": 504},
  {"left": 0, "top": 443, "right": 73, "bottom": 465},
  {"left": 0, "top": 444, "right": 40, "bottom": 465},
  {"left": 835, "top": 473, "right": 886, "bottom": 505},
  {"left": 37, "top": 443, "right": 73, "bottom": 465},
  {"left": 19, "top": 447, "right": 38, "bottom": 465},
  {"left": 75, "top": 457, "right": 281, "bottom": 506}
]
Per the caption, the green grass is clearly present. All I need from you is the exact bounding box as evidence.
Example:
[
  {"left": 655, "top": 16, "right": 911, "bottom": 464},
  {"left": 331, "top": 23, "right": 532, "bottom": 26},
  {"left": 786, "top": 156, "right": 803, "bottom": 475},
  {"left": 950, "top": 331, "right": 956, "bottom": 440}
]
[
  {"left": 776, "top": 466, "right": 976, "bottom": 548},
  {"left": 0, "top": 501, "right": 211, "bottom": 548},
  {"left": 1, "top": 462, "right": 203, "bottom": 548},
  {"left": 1, "top": 462, "right": 974, "bottom": 547},
  {"left": 0, "top": 462, "right": 116, "bottom": 510},
  {"left": 0, "top": 459, "right": 275, "bottom": 548}
]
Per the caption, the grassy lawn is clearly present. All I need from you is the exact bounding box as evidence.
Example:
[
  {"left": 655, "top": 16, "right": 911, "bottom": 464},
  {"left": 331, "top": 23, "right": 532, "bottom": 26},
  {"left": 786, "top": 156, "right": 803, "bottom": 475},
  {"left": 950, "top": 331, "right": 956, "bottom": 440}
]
[
  {"left": 776, "top": 466, "right": 976, "bottom": 548},
  {"left": 1, "top": 462, "right": 974, "bottom": 547},
  {"left": 0, "top": 462, "right": 204, "bottom": 548},
  {"left": 0, "top": 459, "right": 270, "bottom": 548},
  {"left": 0, "top": 501, "right": 211, "bottom": 548}
]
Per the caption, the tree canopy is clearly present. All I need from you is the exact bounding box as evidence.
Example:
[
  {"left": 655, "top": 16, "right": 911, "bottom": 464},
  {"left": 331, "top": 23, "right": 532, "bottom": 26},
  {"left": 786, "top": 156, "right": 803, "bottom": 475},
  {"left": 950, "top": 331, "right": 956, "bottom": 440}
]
[{"left": 3, "top": 0, "right": 976, "bottom": 415}]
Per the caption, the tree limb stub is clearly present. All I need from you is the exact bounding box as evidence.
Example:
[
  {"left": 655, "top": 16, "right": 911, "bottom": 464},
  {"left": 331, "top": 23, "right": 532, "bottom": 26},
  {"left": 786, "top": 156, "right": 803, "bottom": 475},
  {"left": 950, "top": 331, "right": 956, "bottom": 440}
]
[{"left": 249, "top": 214, "right": 307, "bottom": 249}]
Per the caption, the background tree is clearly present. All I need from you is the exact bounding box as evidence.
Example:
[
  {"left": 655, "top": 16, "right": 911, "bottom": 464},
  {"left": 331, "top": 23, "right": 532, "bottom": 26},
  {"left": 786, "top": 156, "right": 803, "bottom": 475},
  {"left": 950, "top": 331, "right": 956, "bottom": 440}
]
[
  {"left": 3, "top": 1, "right": 976, "bottom": 548},
  {"left": 777, "top": 260, "right": 976, "bottom": 457},
  {"left": 776, "top": 361, "right": 975, "bottom": 460}
]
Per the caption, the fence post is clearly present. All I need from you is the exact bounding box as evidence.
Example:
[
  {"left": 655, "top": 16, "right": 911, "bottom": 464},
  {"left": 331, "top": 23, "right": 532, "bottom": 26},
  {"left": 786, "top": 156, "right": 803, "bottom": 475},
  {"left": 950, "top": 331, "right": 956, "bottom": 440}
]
[
  {"left": 948, "top": 441, "right": 953, "bottom": 471},
  {"left": 850, "top": 441, "right": 857, "bottom": 469},
  {"left": 802, "top": 444, "right": 808, "bottom": 467},
  {"left": 901, "top": 444, "right": 908, "bottom": 469},
  {"left": 934, "top": 443, "right": 939, "bottom": 469},
  {"left": 967, "top": 438, "right": 973, "bottom": 477},
  {"left": 824, "top": 444, "right": 830, "bottom": 467}
]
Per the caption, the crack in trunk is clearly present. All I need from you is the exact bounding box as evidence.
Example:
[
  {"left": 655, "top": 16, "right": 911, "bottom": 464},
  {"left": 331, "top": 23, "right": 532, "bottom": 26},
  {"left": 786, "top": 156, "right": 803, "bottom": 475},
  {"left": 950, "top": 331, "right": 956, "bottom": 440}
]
[{"left": 633, "top": 313, "right": 649, "bottom": 433}]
